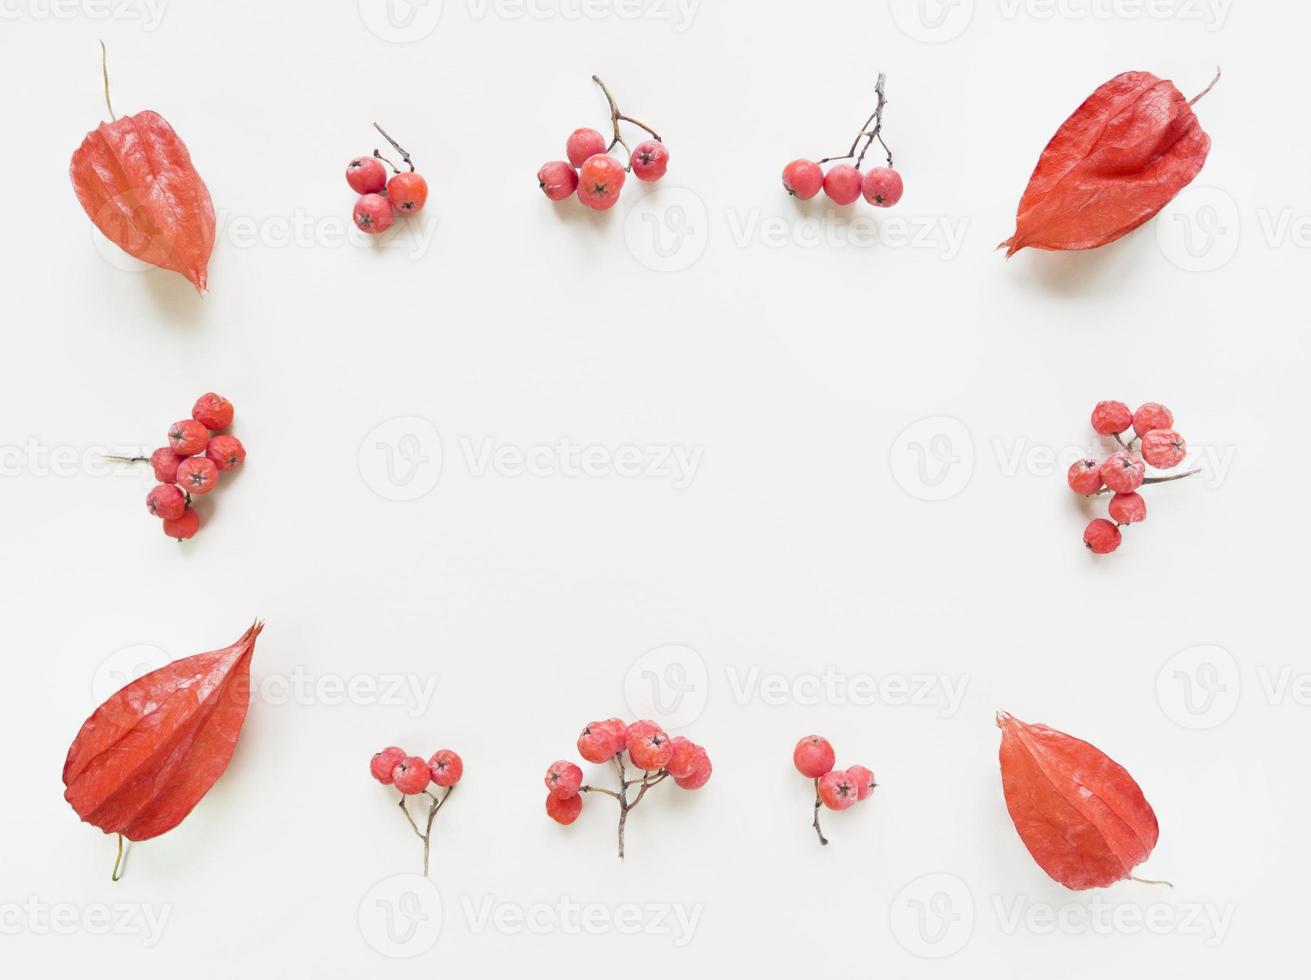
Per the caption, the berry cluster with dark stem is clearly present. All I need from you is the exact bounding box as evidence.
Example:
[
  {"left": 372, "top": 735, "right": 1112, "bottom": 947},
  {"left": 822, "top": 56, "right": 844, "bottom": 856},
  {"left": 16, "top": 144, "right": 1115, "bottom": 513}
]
[{"left": 396, "top": 786, "right": 455, "bottom": 876}]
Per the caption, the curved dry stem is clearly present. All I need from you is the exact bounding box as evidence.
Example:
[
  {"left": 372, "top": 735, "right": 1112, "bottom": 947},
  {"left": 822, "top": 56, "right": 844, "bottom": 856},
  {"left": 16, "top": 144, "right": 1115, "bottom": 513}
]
[
  {"left": 1131, "top": 875, "right": 1175, "bottom": 888},
  {"left": 818, "top": 72, "right": 892, "bottom": 169},
  {"left": 111, "top": 833, "right": 126, "bottom": 881},
  {"left": 1189, "top": 67, "right": 1221, "bottom": 107},
  {"left": 100, "top": 41, "right": 115, "bottom": 121},
  {"left": 373, "top": 123, "right": 415, "bottom": 172},
  {"left": 812, "top": 780, "right": 829, "bottom": 846}
]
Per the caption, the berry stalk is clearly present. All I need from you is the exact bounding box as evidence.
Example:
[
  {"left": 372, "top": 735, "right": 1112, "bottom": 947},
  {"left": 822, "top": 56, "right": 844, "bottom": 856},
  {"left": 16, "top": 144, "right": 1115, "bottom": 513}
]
[
  {"left": 812, "top": 778, "right": 829, "bottom": 846},
  {"left": 579, "top": 754, "right": 670, "bottom": 859},
  {"left": 591, "top": 75, "right": 661, "bottom": 171},
  {"left": 397, "top": 785, "right": 453, "bottom": 876},
  {"left": 817, "top": 72, "right": 892, "bottom": 169}
]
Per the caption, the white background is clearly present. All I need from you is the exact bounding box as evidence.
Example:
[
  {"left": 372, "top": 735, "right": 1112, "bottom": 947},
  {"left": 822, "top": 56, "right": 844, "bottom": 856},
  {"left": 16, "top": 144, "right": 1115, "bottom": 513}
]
[{"left": 1, "top": 0, "right": 1306, "bottom": 975}]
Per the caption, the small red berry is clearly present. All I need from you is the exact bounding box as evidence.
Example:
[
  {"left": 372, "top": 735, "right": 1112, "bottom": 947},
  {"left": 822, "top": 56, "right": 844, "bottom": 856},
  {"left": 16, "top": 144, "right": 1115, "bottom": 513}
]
[
  {"left": 822, "top": 164, "right": 863, "bottom": 206},
  {"left": 353, "top": 193, "right": 395, "bottom": 234},
  {"left": 546, "top": 791, "right": 583, "bottom": 825},
  {"left": 782, "top": 159, "right": 824, "bottom": 200},
  {"left": 665, "top": 736, "right": 699, "bottom": 779},
  {"left": 545, "top": 761, "right": 584, "bottom": 800},
  {"left": 673, "top": 745, "right": 711, "bottom": 790},
  {"left": 370, "top": 746, "right": 407, "bottom": 784},
  {"left": 818, "top": 769, "right": 859, "bottom": 811},
  {"left": 861, "top": 167, "right": 903, "bottom": 207},
  {"left": 150, "top": 447, "right": 185, "bottom": 484},
  {"left": 1100, "top": 451, "right": 1145, "bottom": 494},
  {"left": 1083, "top": 518, "right": 1122, "bottom": 554},
  {"left": 1132, "top": 403, "right": 1174, "bottom": 438},
  {"left": 427, "top": 749, "right": 463, "bottom": 787},
  {"left": 146, "top": 484, "right": 186, "bottom": 520},
  {"left": 168, "top": 419, "right": 209, "bottom": 456},
  {"left": 846, "top": 765, "right": 877, "bottom": 801},
  {"left": 177, "top": 456, "right": 219, "bottom": 494},
  {"left": 1141, "top": 429, "right": 1187, "bottom": 469},
  {"left": 163, "top": 507, "right": 200, "bottom": 540},
  {"left": 626, "top": 720, "right": 674, "bottom": 771},
  {"left": 1091, "top": 400, "right": 1133, "bottom": 435},
  {"left": 577, "top": 720, "right": 624, "bottom": 764},
  {"left": 577, "top": 154, "right": 626, "bottom": 210},
  {"left": 347, "top": 156, "right": 387, "bottom": 194},
  {"left": 387, "top": 171, "right": 429, "bottom": 214},
  {"left": 191, "top": 393, "right": 234, "bottom": 431},
  {"left": 631, "top": 140, "right": 669, "bottom": 181},
  {"left": 1108, "top": 492, "right": 1147, "bottom": 525},
  {"left": 538, "top": 160, "right": 579, "bottom": 201},
  {"left": 206, "top": 435, "right": 246, "bottom": 471},
  {"left": 793, "top": 735, "right": 836, "bottom": 778},
  {"left": 1066, "top": 458, "right": 1104, "bottom": 496},
  {"left": 392, "top": 756, "right": 431, "bottom": 795},
  {"left": 566, "top": 128, "right": 607, "bottom": 168}
]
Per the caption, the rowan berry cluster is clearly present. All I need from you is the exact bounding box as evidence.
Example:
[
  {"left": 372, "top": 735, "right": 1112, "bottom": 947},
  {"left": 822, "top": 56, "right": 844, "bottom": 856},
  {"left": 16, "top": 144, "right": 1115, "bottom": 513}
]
[
  {"left": 1067, "top": 401, "right": 1199, "bottom": 555},
  {"left": 537, "top": 76, "right": 668, "bottom": 211},
  {"left": 346, "top": 124, "right": 429, "bottom": 235},
  {"left": 793, "top": 735, "right": 877, "bottom": 845},
  {"left": 118, "top": 393, "right": 246, "bottom": 540},
  {"left": 370, "top": 745, "right": 463, "bottom": 875},
  {"left": 545, "top": 718, "right": 710, "bottom": 858},
  {"left": 782, "top": 73, "right": 903, "bottom": 208}
]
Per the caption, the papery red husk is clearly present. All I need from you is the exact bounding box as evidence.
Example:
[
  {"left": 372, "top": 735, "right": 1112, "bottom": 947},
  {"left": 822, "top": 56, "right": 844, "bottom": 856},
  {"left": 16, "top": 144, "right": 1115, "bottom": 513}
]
[
  {"left": 1001, "top": 71, "right": 1212, "bottom": 256},
  {"left": 71, "top": 110, "right": 216, "bottom": 291},
  {"left": 996, "top": 711, "right": 1159, "bottom": 890},
  {"left": 63, "top": 622, "right": 261, "bottom": 842}
]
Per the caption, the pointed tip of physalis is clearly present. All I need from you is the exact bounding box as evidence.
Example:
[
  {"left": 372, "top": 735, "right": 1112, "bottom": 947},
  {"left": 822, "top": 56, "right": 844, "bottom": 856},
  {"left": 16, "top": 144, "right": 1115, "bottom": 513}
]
[
  {"left": 998, "top": 237, "right": 1024, "bottom": 258},
  {"left": 995, "top": 709, "right": 1014, "bottom": 728}
]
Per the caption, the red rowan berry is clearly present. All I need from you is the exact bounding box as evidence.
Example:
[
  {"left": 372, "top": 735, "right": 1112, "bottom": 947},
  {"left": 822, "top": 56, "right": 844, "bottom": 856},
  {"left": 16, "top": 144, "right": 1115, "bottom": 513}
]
[
  {"left": 427, "top": 749, "right": 463, "bottom": 787},
  {"left": 392, "top": 756, "right": 431, "bottom": 795},
  {"left": 370, "top": 746, "right": 407, "bottom": 784},
  {"left": 846, "top": 765, "right": 877, "bottom": 801},
  {"left": 793, "top": 735, "right": 836, "bottom": 778},
  {"left": 192, "top": 393, "right": 234, "bottom": 431},
  {"left": 168, "top": 419, "right": 209, "bottom": 456},
  {"left": 1100, "top": 451, "right": 1144, "bottom": 494},
  {"left": 861, "top": 167, "right": 903, "bottom": 207},
  {"left": 1141, "top": 429, "right": 1187, "bottom": 469},
  {"left": 626, "top": 720, "right": 673, "bottom": 771},
  {"left": 1091, "top": 400, "right": 1133, "bottom": 435},
  {"left": 822, "top": 164, "right": 862, "bottom": 205},
  {"left": 146, "top": 484, "right": 186, "bottom": 520},
  {"left": 566, "top": 127, "right": 607, "bottom": 168},
  {"left": 206, "top": 435, "right": 245, "bottom": 471},
  {"left": 672, "top": 746, "right": 711, "bottom": 790},
  {"left": 1132, "top": 403, "right": 1173, "bottom": 438},
  {"left": 782, "top": 159, "right": 824, "bottom": 200},
  {"left": 631, "top": 140, "right": 669, "bottom": 181},
  {"left": 546, "top": 761, "right": 584, "bottom": 800},
  {"left": 1083, "top": 518, "right": 1122, "bottom": 554},
  {"left": 150, "top": 447, "right": 185, "bottom": 484},
  {"left": 353, "top": 193, "right": 395, "bottom": 234},
  {"left": 347, "top": 156, "right": 387, "bottom": 194},
  {"left": 818, "top": 769, "right": 859, "bottom": 810},
  {"left": 387, "top": 172, "right": 429, "bottom": 214},
  {"left": 665, "top": 736, "right": 699, "bottom": 779},
  {"left": 546, "top": 792, "right": 584, "bottom": 825},
  {"left": 1067, "top": 458, "right": 1104, "bottom": 496},
  {"left": 538, "top": 160, "right": 579, "bottom": 201},
  {"left": 177, "top": 456, "right": 219, "bottom": 494},
  {"left": 1108, "top": 492, "right": 1147, "bottom": 525},
  {"left": 577, "top": 154, "right": 626, "bottom": 210},
  {"left": 163, "top": 507, "right": 200, "bottom": 540},
  {"left": 577, "top": 720, "right": 624, "bottom": 764}
]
